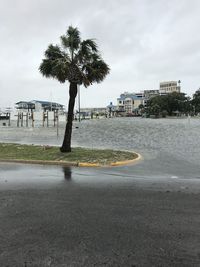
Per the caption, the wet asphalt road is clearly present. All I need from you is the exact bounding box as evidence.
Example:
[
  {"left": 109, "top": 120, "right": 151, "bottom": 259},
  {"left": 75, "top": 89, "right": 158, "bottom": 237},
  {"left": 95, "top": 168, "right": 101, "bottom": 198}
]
[
  {"left": 1, "top": 163, "right": 200, "bottom": 266},
  {"left": 1, "top": 118, "right": 200, "bottom": 266}
]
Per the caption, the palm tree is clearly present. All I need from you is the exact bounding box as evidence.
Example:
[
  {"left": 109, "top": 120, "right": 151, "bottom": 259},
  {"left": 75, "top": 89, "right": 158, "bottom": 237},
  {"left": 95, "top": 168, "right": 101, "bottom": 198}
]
[{"left": 39, "top": 26, "right": 110, "bottom": 152}]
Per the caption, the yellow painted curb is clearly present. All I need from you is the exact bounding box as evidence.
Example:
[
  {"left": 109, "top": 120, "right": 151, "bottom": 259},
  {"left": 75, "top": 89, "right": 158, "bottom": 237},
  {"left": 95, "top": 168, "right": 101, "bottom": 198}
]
[
  {"left": 0, "top": 152, "right": 142, "bottom": 168},
  {"left": 110, "top": 152, "right": 142, "bottom": 166},
  {"left": 78, "top": 152, "right": 142, "bottom": 167},
  {"left": 78, "top": 162, "right": 100, "bottom": 167}
]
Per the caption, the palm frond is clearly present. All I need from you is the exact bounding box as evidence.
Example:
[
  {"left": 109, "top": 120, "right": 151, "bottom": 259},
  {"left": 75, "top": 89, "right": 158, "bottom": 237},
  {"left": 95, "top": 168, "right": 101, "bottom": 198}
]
[
  {"left": 39, "top": 44, "right": 70, "bottom": 83},
  {"left": 75, "top": 39, "right": 98, "bottom": 64},
  {"left": 51, "top": 58, "right": 70, "bottom": 83},
  {"left": 82, "top": 53, "right": 110, "bottom": 84},
  {"left": 61, "top": 26, "right": 81, "bottom": 51},
  {"left": 44, "top": 44, "right": 64, "bottom": 59},
  {"left": 81, "top": 39, "right": 98, "bottom": 52},
  {"left": 39, "top": 59, "right": 54, "bottom": 78},
  {"left": 39, "top": 26, "right": 110, "bottom": 86}
]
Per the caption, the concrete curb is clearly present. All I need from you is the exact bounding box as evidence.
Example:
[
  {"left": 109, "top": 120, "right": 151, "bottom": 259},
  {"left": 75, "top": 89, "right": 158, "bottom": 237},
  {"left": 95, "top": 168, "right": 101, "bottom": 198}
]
[
  {"left": 0, "top": 159, "right": 78, "bottom": 167},
  {"left": 0, "top": 152, "right": 142, "bottom": 168},
  {"left": 110, "top": 152, "right": 142, "bottom": 166},
  {"left": 78, "top": 152, "right": 142, "bottom": 167},
  {"left": 78, "top": 162, "right": 101, "bottom": 167}
]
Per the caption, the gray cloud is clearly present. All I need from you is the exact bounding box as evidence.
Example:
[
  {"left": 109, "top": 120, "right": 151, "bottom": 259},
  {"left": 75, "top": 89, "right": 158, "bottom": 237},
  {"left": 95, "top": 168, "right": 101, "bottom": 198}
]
[{"left": 0, "top": 0, "right": 200, "bottom": 109}]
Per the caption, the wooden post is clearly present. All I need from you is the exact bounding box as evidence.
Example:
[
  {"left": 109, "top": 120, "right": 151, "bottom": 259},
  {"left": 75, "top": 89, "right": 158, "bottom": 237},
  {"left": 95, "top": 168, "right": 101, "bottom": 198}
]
[
  {"left": 8, "top": 113, "right": 11, "bottom": 126},
  {"left": 21, "top": 113, "right": 23, "bottom": 127},
  {"left": 26, "top": 113, "right": 28, "bottom": 127},
  {"left": 47, "top": 111, "right": 49, "bottom": 127},
  {"left": 31, "top": 112, "right": 34, "bottom": 128},
  {"left": 43, "top": 112, "right": 45, "bottom": 127},
  {"left": 17, "top": 113, "right": 19, "bottom": 127},
  {"left": 53, "top": 110, "right": 56, "bottom": 127}
]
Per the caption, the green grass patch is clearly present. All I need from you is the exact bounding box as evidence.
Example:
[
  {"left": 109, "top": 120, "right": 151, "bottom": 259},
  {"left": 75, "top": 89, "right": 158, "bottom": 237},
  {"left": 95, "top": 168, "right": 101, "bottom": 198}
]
[{"left": 0, "top": 143, "right": 138, "bottom": 165}]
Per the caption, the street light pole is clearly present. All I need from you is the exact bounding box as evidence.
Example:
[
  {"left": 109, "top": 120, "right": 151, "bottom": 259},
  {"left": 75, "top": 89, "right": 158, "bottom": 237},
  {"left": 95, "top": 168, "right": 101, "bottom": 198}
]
[
  {"left": 78, "top": 84, "right": 81, "bottom": 122},
  {"left": 178, "top": 80, "right": 181, "bottom": 92}
]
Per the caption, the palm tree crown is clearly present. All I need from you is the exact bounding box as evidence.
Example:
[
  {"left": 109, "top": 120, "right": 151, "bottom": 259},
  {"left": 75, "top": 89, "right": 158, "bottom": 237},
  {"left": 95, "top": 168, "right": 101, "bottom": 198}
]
[
  {"left": 39, "top": 26, "right": 110, "bottom": 153},
  {"left": 39, "top": 26, "right": 110, "bottom": 86}
]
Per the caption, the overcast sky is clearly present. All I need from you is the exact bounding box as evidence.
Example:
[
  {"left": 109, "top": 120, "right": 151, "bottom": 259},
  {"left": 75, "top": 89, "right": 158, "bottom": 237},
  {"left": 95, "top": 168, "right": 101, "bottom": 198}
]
[{"left": 1, "top": 0, "right": 200, "bottom": 110}]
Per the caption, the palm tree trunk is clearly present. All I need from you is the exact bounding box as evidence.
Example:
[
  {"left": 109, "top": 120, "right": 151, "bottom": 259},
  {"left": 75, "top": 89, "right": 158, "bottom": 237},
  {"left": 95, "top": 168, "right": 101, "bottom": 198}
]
[{"left": 60, "top": 82, "right": 77, "bottom": 152}]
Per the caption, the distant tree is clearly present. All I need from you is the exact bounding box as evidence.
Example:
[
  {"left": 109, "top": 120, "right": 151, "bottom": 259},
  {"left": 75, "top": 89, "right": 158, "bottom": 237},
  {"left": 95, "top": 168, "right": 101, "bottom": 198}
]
[
  {"left": 138, "top": 104, "right": 144, "bottom": 110},
  {"left": 191, "top": 90, "right": 200, "bottom": 114},
  {"left": 138, "top": 104, "right": 145, "bottom": 115},
  {"left": 147, "top": 95, "right": 166, "bottom": 115},
  {"left": 39, "top": 26, "right": 110, "bottom": 152},
  {"left": 150, "top": 104, "right": 161, "bottom": 117},
  {"left": 165, "top": 92, "right": 187, "bottom": 115},
  {"left": 147, "top": 92, "right": 188, "bottom": 116},
  {"left": 183, "top": 96, "right": 193, "bottom": 115}
]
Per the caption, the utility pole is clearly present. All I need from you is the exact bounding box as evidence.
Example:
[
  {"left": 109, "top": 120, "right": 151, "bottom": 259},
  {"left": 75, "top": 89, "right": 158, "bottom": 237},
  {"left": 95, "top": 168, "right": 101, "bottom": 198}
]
[
  {"left": 178, "top": 80, "right": 181, "bottom": 92},
  {"left": 78, "top": 84, "right": 81, "bottom": 122},
  {"left": 50, "top": 91, "right": 53, "bottom": 111}
]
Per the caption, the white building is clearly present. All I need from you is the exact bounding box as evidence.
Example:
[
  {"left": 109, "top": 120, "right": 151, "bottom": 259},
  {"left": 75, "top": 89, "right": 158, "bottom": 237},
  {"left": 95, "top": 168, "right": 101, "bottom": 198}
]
[
  {"left": 117, "top": 92, "right": 145, "bottom": 114},
  {"left": 15, "top": 100, "right": 64, "bottom": 113},
  {"left": 143, "top": 89, "right": 159, "bottom": 98},
  {"left": 159, "top": 81, "right": 181, "bottom": 95}
]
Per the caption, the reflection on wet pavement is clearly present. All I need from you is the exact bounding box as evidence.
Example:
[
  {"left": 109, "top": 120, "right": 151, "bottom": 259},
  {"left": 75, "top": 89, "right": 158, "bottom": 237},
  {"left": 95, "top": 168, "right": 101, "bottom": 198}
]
[
  {"left": 1, "top": 162, "right": 200, "bottom": 194},
  {"left": 62, "top": 166, "right": 72, "bottom": 180}
]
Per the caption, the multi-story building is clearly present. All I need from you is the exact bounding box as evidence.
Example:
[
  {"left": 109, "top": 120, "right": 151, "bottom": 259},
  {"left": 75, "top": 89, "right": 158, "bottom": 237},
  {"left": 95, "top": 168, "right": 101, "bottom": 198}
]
[
  {"left": 143, "top": 89, "right": 159, "bottom": 99},
  {"left": 117, "top": 81, "right": 181, "bottom": 115},
  {"left": 159, "top": 81, "right": 181, "bottom": 95},
  {"left": 117, "top": 92, "right": 144, "bottom": 114}
]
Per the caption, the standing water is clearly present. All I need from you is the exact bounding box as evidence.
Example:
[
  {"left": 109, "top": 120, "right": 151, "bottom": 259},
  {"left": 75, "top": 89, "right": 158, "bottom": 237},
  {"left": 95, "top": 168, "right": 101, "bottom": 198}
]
[{"left": 0, "top": 117, "right": 200, "bottom": 179}]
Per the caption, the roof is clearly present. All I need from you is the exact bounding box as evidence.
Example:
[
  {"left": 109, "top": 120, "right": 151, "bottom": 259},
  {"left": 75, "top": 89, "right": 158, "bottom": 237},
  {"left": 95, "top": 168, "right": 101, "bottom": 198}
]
[
  {"left": 15, "top": 101, "right": 33, "bottom": 105},
  {"left": 107, "top": 104, "right": 116, "bottom": 108},
  {"left": 118, "top": 93, "right": 144, "bottom": 101},
  {"left": 31, "top": 100, "right": 64, "bottom": 107},
  {"left": 16, "top": 100, "right": 64, "bottom": 107},
  {"left": 160, "top": 81, "right": 177, "bottom": 85}
]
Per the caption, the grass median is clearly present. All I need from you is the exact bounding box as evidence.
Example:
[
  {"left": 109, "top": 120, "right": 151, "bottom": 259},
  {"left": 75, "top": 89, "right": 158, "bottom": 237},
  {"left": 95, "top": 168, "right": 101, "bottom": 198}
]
[{"left": 0, "top": 143, "right": 138, "bottom": 166}]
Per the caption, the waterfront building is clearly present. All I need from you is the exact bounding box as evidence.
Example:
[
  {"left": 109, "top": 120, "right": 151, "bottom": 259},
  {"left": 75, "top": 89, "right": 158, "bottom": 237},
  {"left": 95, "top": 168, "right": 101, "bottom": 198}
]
[
  {"left": 15, "top": 100, "right": 64, "bottom": 112},
  {"left": 159, "top": 81, "right": 181, "bottom": 95},
  {"left": 107, "top": 102, "right": 116, "bottom": 117},
  {"left": 15, "top": 101, "right": 35, "bottom": 112},
  {"left": 117, "top": 92, "right": 144, "bottom": 114},
  {"left": 78, "top": 107, "right": 107, "bottom": 118},
  {"left": 79, "top": 107, "right": 107, "bottom": 114},
  {"left": 143, "top": 89, "right": 159, "bottom": 99},
  {"left": 142, "top": 90, "right": 160, "bottom": 106}
]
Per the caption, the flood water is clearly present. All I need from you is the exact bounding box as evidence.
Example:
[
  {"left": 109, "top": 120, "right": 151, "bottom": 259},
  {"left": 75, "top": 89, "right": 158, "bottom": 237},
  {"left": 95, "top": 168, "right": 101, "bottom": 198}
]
[
  {"left": 0, "top": 117, "right": 200, "bottom": 188},
  {"left": 1, "top": 117, "right": 200, "bottom": 266}
]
